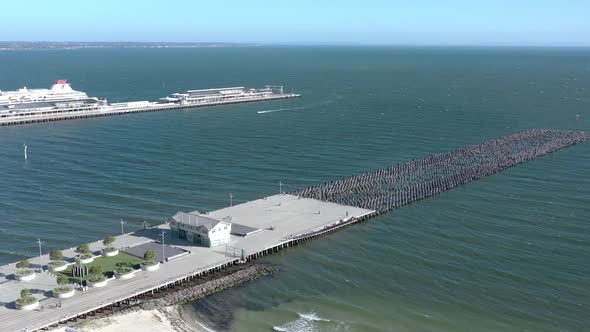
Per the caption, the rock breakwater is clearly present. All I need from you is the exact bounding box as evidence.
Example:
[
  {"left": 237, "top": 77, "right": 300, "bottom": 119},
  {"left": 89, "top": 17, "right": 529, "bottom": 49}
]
[{"left": 159, "top": 263, "right": 277, "bottom": 305}]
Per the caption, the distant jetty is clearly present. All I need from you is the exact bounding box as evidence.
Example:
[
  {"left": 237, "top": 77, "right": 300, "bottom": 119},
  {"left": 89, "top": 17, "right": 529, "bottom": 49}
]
[{"left": 0, "top": 82, "right": 300, "bottom": 127}]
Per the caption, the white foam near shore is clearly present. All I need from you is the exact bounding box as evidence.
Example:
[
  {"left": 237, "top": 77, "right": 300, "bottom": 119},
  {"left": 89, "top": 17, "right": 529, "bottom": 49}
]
[
  {"left": 193, "top": 319, "right": 218, "bottom": 332},
  {"left": 273, "top": 312, "right": 330, "bottom": 332},
  {"left": 297, "top": 312, "right": 330, "bottom": 322}
]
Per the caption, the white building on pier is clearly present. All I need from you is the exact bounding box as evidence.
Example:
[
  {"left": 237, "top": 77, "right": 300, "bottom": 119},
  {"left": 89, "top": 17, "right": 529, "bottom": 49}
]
[{"left": 169, "top": 211, "right": 231, "bottom": 247}]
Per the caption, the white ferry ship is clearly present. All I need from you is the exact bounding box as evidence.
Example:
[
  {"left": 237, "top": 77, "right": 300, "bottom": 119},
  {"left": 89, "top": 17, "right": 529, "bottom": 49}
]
[{"left": 0, "top": 80, "right": 104, "bottom": 118}]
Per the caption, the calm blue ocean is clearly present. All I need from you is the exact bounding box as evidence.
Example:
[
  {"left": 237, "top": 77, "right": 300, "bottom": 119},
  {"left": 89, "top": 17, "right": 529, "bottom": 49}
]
[{"left": 0, "top": 46, "right": 589, "bottom": 331}]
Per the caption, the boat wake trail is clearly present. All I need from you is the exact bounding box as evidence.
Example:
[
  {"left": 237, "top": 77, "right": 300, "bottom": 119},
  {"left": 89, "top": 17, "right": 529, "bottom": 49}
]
[
  {"left": 258, "top": 108, "right": 288, "bottom": 114},
  {"left": 257, "top": 107, "right": 303, "bottom": 114},
  {"left": 258, "top": 94, "right": 343, "bottom": 115}
]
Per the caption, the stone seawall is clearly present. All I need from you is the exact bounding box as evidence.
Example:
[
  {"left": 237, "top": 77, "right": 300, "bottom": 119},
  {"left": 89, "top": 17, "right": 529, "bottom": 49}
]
[{"left": 157, "top": 263, "right": 277, "bottom": 306}]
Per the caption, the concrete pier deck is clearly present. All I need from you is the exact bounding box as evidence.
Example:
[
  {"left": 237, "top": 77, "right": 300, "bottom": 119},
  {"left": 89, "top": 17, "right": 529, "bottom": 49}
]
[{"left": 0, "top": 194, "right": 373, "bottom": 332}]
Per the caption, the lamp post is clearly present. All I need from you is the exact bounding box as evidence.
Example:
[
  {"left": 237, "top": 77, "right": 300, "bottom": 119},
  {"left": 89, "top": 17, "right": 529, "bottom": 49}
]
[
  {"left": 78, "top": 254, "right": 82, "bottom": 288},
  {"left": 229, "top": 193, "right": 233, "bottom": 207},
  {"left": 36, "top": 238, "right": 44, "bottom": 271},
  {"left": 279, "top": 181, "right": 283, "bottom": 194},
  {"left": 160, "top": 230, "right": 166, "bottom": 264},
  {"left": 120, "top": 219, "right": 127, "bottom": 249}
]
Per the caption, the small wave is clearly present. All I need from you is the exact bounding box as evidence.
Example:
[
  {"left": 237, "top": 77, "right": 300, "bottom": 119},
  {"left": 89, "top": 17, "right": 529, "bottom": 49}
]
[
  {"left": 272, "top": 312, "right": 329, "bottom": 332},
  {"left": 193, "top": 319, "right": 218, "bottom": 332},
  {"left": 298, "top": 312, "right": 330, "bottom": 322}
]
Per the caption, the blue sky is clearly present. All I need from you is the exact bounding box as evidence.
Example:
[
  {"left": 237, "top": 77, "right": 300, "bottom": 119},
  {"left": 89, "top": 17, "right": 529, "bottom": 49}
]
[{"left": 1, "top": 0, "right": 589, "bottom": 46}]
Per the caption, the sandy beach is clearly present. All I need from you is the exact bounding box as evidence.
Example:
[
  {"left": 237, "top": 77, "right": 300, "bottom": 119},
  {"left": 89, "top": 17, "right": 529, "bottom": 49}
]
[
  {"left": 50, "top": 309, "right": 175, "bottom": 332},
  {"left": 48, "top": 305, "right": 214, "bottom": 332}
]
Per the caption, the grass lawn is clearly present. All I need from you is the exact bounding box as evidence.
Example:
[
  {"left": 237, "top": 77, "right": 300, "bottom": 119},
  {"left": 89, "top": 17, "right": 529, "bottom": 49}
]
[{"left": 57, "top": 252, "right": 144, "bottom": 282}]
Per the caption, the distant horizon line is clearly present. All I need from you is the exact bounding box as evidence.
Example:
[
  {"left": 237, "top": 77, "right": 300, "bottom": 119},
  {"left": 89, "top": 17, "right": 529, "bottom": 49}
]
[{"left": 1, "top": 41, "right": 589, "bottom": 48}]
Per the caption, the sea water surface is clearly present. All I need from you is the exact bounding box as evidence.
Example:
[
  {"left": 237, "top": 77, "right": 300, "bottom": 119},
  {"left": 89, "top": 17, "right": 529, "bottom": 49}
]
[{"left": 0, "top": 46, "right": 589, "bottom": 332}]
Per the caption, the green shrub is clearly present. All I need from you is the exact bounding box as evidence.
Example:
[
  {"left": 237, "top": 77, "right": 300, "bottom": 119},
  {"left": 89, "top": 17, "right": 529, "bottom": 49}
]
[
  {"left": 103, "top": 235, "right": 116, "bottom": 247},
  {"left": 89, "top": 266, "right": 103, "bottom": 275},
  {"left": 20, "top": 288, "right": 32, "bottom": 298},
  {"left": 53, "top": 286, "right": 73, "bottom": 293},
  {"left": 88, "top": 274, "right": 106, "bottom": 283},
  {"left": 15, "top": 269, "right": 34, "bottom": 277},
  {"left": 49, "top": 249, "right": 63, "bottom": 261},
  {"left": 80, "top": 253, "right": 93, "bottom": 260},
  {"left": 103, "top": 247, "right": 118, "bottom": 253},
  {"left": 57, "top": 276, "right": 69, "bottom": 285},
  {"left": 16, "top": 295, "right": 37, "bottom": 305},
  {"left": 16, "top": 259, "right": 29, "bottom": 269},
  {"left": 48, "top": 260, "right": 66, "bottom": 267},
  {"left": 143, "top": 250, "right": 156, "bottom": 261},
  {"left": 115, "top": 262, "right": 133, "bottom": 268},
  {"left": 77, "top": 243, "right": 91, "bottom": 253},
  {"left": 115, "top": 266, "right": 134, "bottom": 274}
]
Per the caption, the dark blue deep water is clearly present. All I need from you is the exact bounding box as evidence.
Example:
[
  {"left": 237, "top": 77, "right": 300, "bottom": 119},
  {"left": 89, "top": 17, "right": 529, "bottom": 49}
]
[{"left": 0, "top": 47, "right": 589, "bottom": 331}]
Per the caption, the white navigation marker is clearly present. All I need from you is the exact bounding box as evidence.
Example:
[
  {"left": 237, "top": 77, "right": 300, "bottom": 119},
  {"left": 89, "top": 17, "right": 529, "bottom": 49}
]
[{"left": 23, "top": 144, "right": 28, "bottom": 160}]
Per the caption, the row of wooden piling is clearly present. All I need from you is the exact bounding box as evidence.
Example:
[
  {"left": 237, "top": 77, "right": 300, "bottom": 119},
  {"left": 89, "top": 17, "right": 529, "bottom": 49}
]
[{"left": 292, "top": 129, "right": 589, "bottom": 213}]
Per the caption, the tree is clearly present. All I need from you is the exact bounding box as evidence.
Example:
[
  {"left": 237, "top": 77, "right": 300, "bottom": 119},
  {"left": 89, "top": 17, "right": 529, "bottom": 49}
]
[
  {"left": 49, "top": 249, "right": 63, "bottom": 261},
  {"left": 103, "top": 235, "right": 116, "bottom": 247},
  {"left": 20, "top": 288, "right": 32, "bottom": 298},
  {"left": 57, "top": 276, "right": 69, "bottom": 285},
  {"left": 77, "top": 243, "right": 91, "bottom": 254},
  {"left": 89, "top": 266, "right": 103, "bottom": 275},
  {"left": 143, "top": 250, "right": 156, "bottom": 261},
  {"left": 16, "top": 259, "right": 29, "bottom": 269}
]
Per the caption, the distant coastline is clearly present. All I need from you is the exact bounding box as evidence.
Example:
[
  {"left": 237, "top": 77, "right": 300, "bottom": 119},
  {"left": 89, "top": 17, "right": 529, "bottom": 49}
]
[{"left": 0, "top": 41, "right": 257, "bottom": 51}]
